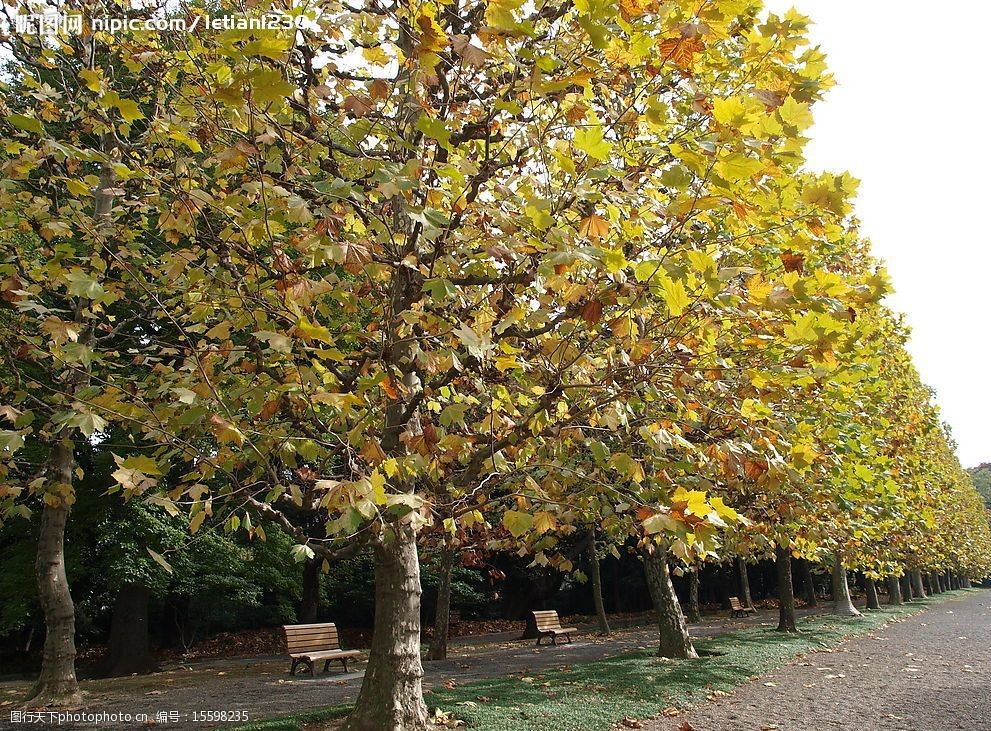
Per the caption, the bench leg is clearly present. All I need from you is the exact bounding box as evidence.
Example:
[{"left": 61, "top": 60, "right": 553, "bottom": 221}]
[
  {"left": 323, "top": 659, "right": 331, "bottom": 674},
  {"left": 565, "top": 633, "right": 572, "bottom": 644},
  {"left": 551, "top": 634, "right": 557, "bottom": 646},
  {"left": 341, "top": 658, "right": 350, "bottom": 673},
  {"left": 536, "top": 634, "right": 542, "bottom": 646},
  {"left": 291, "top": 658, "right": 314, "bottom": 676}
]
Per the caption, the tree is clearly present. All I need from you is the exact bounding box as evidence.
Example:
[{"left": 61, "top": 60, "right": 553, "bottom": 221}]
[
  {"left": 643, "top": 546, "right": 697, "bottom": 658},
  {"left": 85, "top": 1, "right": 841, "bottom": 723},
  {"left": 6, "top": 1, "right": 991, "bottom": 727}
]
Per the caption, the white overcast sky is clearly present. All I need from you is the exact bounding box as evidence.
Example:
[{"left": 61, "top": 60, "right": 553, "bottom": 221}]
[{"left": 762, "top": 1, "right": 990, "bottom": 467}]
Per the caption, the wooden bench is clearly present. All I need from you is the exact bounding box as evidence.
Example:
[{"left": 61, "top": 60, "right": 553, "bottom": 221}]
[
  {"left": 282, "top": 622, "right": 360, "bottom": 676},
  {"left": 532, "top": 610, "right": 577, "bottom": 646},
  {"left": 729, "top": 596, "right": 756, "bottom": 618}
]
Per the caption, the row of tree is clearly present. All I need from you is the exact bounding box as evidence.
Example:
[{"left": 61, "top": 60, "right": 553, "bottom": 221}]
[{"left": 2, "top": 0, "right": 990, "bottom": 728}]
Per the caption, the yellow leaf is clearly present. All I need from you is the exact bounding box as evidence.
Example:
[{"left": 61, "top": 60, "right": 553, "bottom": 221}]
[
  {"left": 579, "top": 214, "right": 610, "bottom": 240},
  {"left": 189, "top": 510, "right": 207, "bottom": 533},
  {"left": 533, "top": 511, "right": 557, "bottom": 534}
]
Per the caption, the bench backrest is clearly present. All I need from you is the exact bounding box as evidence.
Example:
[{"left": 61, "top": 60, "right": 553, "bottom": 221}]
[
  {"left": 532, "top": 610, "right": 564, "bottom": 631},
  {"left": 283, "top": 623, "right": 342, "bottom": 654},
  {"left": 729, "top": 596, "right": 743, "bottom": 610}
]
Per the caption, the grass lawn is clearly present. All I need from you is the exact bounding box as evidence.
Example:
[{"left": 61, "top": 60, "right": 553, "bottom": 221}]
[{"left": 234, "top": 591, "right": 969, "bottom": 731}]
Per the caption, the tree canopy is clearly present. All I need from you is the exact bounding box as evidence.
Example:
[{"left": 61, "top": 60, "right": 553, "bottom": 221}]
[{"left": 1, "top": 0, "right": 989, "bottom": 724}]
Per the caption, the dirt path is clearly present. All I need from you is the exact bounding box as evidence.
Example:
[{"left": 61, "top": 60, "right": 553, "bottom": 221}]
[
  {"left": 0, "top": 607, "right": 818, "bottom": 730},
  {"left": 651, "top": 590, "right": 991, "bottom": 731}
]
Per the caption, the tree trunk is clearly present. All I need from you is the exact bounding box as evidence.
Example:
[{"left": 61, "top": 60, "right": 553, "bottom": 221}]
[
  {"left": 643, "top": 550, "right": 697, "bottom": 658},
  {"left": 900, "top": 573, "right": 913, "bottom": 601},
  {"left": 798, "top": 558, "right": 818, "bottom": 607},
  {"left": 342, "top": 527, "right": 428, "bottom": 731},
  {"left": 886, "top": 575, "right": 903, "bottom": 605},
  {"left": 910, "top": 569, "right": 927, "bottom": 600},
  {"left": 426, "top": 545, "right": 455, "bottom": 661},
  {"left": 831, "top": 556, "right": 861, "bottom": 617},
  {"left": 775, "top": 546, "right": 798, "bottom": 633},
  {"left": 28, "top": 443, "right": 81, "bottom": 706},
  {"left": 864, "top": 578, "right": 880, "bottom": 610},
  {"left": 100, "top": 583, "right": 156, "bottom": 677},
  {"left": 930, "top": 572, "right": 942, "bottom": 593},
  {"left": 29, "top": 143, "right": 119, "bottom": 706},
  {"left": 300, "top": 557, "right": 321, "bottom": 624},
  {"left": 586, "top": 530, "right": 610, "bottom": 635},
  {"left": 686, "top": 568, "right": 702, "bottom": 623},
  {"left": 962, "top": 576, "right": 972, "bottom": 588},
  {"left": 737, "top": 557, "right": 754, "bottom": 610}
]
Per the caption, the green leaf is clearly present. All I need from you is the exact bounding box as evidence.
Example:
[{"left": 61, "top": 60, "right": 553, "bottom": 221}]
[
  {"left": 64, "top": 269, "right": 104, "bottom": 299},
  {"left": 120, "top": 455, "right": 163, "bottom": 475},
  {"left": 7, "top": 114, "right": 43, "bottom": 134},
  {"left": 0, "top": 430, "right": 26, "bottom": 453},
  {"left": 69, "top": 411, "right": 107, "bottom": 437},
  {"left": 503, "top": 510, "right": 534, "bottom": 538},
  {"left": 715, "top": 153, "right": 763, "bottom": 182},
  {"left": 415, "top": 115, "right": 452, "bottom": 151},
  {"left": 291, "top": 544, "right": 316, "bottom": 563},
  {"left": 251, "top": 69, "right": 296, "bottom": 105},
  {"left": 574, "top": 125, "right": 612, "bottom": 161}
]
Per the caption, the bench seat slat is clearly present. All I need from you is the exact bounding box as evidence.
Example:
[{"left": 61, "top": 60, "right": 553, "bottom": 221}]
[
  {"left": 290, "top": 649, "right": 360, "bottom": 661},
  {"left": 285, "top": 631, "right": 339, "bottom": 641}
]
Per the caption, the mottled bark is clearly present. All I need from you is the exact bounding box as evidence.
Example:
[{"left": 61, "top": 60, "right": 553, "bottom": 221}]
[
  {"left": 798, "top": 558, "right": 818, "bottom": 607},
  {"left": 687, "top": 568, "right": 702, "bottom": 623},
  {"left": 886, "top": 575, "right": 903, "bottom": 605},
  {"left": 342, "top": 527, "right": 428, "bottom": 731},
  {"left": 426, "top": 545, "right": 455, "bottom": 661},
  {"left": 831, "top": 556, "right": 861, "bottom": 617},
  {"left": 864, "top": 578, "right": 880, "bottom": 610},
  {"left": 27, "top": 444, "right": 80, "bottom": 706},
  {"left": 643, "top": 550, "right": 697, "bottom": 658},
  {"left": 586, "top": 530, "right": 610, "bottom": 635},
  {"left": 775, "top": 546, "right": 798, "bottom": 633},
  {"left": 737, "top": 557, "right": 754, "bottom": 610},
  {"left": 910, "top": 569, "right": 927, "bottom": 600}
]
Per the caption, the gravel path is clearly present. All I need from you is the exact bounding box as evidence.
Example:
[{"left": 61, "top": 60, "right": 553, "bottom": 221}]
[
  {"left": 650, "top": 590, "right": 991, "bottom": 731},
  {"left": 1, "top": 607, "right": 818, "bottom": 730}
]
